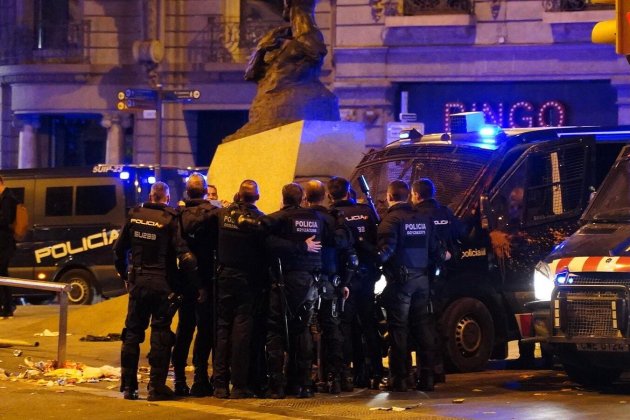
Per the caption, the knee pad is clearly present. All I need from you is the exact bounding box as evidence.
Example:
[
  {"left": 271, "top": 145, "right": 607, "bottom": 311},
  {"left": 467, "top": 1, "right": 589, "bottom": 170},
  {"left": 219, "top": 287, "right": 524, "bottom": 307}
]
[{"left": 122, "top": 327, "right": 145, "bottom": 345}]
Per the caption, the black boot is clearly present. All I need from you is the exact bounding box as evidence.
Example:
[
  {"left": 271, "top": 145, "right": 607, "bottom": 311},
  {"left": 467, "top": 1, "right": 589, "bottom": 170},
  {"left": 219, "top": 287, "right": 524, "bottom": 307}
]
[
  {"left": 120, "top": 368, "right": 139, "bottom": 400},
  {"left": 190, "top": 367, "right": 213, "bottom": 397},
  {"left": 173, "top": 366, "right": 190, "bottom": 396},
  {"left": 267, "top": 374, "right": 286, "bottom": 399},
  {"left": 341, "top": 367, "right": 354, "bottom": 392},
  {"left": 147, "top": 368, "right": 175, "bottom": 401},
  {"left": 120, "top": 346, "right": 139, "bottom": 400},
  {"left": 417, "top": 369, "right": 435, "bottom": 392},
  {"left": 327, "top": 373, "right": 341, "bottom": 394}
]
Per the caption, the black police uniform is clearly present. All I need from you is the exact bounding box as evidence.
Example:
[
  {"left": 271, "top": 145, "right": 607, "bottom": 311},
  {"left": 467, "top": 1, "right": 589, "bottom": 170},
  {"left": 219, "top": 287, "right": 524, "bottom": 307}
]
[
  {"left": 309, "top": 204, "right": 349, "bottom": 393},
  {"left": 0, "top": 187, "right": 17, "bottom": 318},
  {"left": 332, "top": 198, "right": 383, "bottom": 389},
  {"left": 415, "top": 198, "right": 462, "bottom": 257},
  {"left": 377, "top": 202, "right": 443, "bottom": 391},
  {"left": 213, "top": 201, "right": 267, "bottom": 398},
  {"left": 414, "top": 197, "right": 462, "bottom": 383},
  {"left": 171, "top": 198, "right": 217, "bottom": 396},
  {"left": 265, "top": 205, "right": 325, "bottom": 397},
  {"left": 114, "top": 202, "right": 198, "bottom": 400}
]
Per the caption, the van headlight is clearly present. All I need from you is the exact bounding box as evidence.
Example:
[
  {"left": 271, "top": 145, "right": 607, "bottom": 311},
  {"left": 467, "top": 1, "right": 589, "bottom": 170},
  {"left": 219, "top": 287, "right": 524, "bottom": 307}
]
[{"left": 534, "top": 261, "right": 554, "bottom": 301}]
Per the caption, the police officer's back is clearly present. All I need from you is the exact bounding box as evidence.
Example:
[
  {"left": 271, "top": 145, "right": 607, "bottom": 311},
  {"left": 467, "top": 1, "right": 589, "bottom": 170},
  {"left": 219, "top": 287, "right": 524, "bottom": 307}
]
[
  {"left": 171, "top": 173, "right": 218, "bottom": 397},
  {"left": 303, "top": 180, "right": 350, "bottom": 394},
  {"left": 264, "top": 182, "right": 322, "bottom": 399},
  {"left": 411, "top": 178, "right": 462, "bottom": 258},
  {"left": 328, "top": 176, "right": 383, "bottom": 390},
  {"left": 213, "top": 179, "right": 267, "bottom": 399},
  {"left": 114, "top": 181, "right": 198, "bottom": 401},
  {"left": 377, "top": 180, "right": 446, "bottom": 392}
]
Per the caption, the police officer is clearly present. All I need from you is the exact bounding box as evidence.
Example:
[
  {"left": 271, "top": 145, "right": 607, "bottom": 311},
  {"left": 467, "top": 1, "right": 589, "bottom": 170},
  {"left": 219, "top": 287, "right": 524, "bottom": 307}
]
[
  {"left": 377, "top": 180, "right": 448, "bottom": 392},
  {"left": 328, "top": 176, "right": 383, "bottom": 390},
  {"left": 303, "top": 180, "right": 350, "bottom": 394},
  {"left": 265, "top": 183, "right": 322, "bottom": 399},
  {"left": 411, "top": 178, "right": 462, "bottom": 258},
  {"left": 171, "top": 173, "right": 217, "bottom": 397},
  {"left": 114, "top": 181, "right": 199, "bottom": 401},
  {"left": 411, "top": 178, "right": 462, "bottom": 385},
  {"left": 212, "top": 180, "right": 267, "bottom": 399},
  {"left": 0, "top": 176, "right": 18, "bottom": 319}
]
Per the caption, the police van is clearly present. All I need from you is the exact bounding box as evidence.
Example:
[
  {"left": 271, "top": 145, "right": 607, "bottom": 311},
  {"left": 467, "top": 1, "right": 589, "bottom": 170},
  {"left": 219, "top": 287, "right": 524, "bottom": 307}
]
[
  {"left": 517, "top": 145, "right": 630, "bottom": 386},
  {"left": 1, "top": 164, "right": 195, "bottom": 304},
  {"left": 349, "top": 112, "right": 630, "bottom": 372}
]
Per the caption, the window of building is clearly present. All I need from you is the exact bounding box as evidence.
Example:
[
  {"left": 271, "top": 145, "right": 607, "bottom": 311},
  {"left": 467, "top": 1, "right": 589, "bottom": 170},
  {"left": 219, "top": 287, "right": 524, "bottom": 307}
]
[
  {"left": 34, "top": 0, "right": 69, "bottom": 50},
  {"left": 75, "top": 185, "right": 117, "bottom": 216}
]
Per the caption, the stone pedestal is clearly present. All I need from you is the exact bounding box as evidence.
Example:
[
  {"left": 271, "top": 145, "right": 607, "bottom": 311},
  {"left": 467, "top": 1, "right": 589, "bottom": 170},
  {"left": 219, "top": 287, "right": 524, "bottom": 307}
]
[{"left": 208, "top": 120, "right": 366, "bottom": 214}]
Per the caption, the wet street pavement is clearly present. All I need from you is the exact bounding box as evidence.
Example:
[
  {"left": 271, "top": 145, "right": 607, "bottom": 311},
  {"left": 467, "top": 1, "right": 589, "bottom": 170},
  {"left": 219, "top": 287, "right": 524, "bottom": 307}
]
[{"left": 2, "top": 303, "right": 630, "bottom": 419}]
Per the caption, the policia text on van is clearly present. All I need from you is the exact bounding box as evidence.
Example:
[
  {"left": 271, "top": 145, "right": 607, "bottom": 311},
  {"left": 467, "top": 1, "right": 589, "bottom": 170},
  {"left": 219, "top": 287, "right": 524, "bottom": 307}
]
[
  {"left": 0, "top": 164, "right": 195, "bottom": 305},
  {"left": 350, "top": 112, "right": 630, "bottom": 372}
]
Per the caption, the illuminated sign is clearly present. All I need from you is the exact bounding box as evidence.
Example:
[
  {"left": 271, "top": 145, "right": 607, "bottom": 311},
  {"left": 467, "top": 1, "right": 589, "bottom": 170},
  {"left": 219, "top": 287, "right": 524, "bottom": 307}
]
[
  {"left": 444, "top": 101, "right": 566, "bottom": 132},
  {"left": 34, "top": 229, "right": 119, "bottom": 264}
]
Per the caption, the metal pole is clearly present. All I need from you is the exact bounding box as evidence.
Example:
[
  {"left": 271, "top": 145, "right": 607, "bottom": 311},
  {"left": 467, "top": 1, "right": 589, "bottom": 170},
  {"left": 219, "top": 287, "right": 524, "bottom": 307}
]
[
  {"left": 57, "top": 291, "right": 68, "bottom": 367},
  {"left": 156, "top": 84, "right": 163, "bottom": 180}
]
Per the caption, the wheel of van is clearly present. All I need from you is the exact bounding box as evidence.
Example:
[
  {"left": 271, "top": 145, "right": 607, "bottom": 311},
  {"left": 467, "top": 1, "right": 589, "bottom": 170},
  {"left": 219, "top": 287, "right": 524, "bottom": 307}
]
[
  {"left": 60, "top": 269, "right": 95, "bottom": 305},
  {"left": 442, "top": 297, "right": 495, "bottom": 372}
]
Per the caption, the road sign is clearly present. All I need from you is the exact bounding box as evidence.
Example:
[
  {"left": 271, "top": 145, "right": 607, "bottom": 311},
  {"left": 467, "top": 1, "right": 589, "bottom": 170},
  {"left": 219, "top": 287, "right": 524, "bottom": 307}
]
[
  {"left": 124, "top": 88, "right": 158, "bottom": 101},
  {"left": 162, "top": 89, "right": 201, "bottom": 102}
]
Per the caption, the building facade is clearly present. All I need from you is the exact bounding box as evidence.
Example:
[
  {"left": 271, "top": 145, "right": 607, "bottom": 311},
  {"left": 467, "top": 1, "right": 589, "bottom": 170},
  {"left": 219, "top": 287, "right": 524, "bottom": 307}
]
[{"left": 0, "top": 0, "right": 625, "bottom": 169}]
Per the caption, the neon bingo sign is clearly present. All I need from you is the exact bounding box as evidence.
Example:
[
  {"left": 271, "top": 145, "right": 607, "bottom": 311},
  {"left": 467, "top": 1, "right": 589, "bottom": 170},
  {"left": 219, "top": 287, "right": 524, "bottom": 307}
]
[{"left": 444, "top": 100, "right": 566, "bottom": 132}]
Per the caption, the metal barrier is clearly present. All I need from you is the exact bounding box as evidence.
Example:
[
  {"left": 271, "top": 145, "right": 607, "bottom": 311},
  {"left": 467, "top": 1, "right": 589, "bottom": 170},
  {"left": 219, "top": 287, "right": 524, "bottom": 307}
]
[{"left": 0, "top": 277, "right": 70, "bottom": 366}]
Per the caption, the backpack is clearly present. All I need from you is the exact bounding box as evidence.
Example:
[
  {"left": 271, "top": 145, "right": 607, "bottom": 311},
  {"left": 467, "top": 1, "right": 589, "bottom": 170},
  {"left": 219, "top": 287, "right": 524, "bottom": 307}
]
[{"left": 11, "top": 203, "right": 29, "bottom": 241}]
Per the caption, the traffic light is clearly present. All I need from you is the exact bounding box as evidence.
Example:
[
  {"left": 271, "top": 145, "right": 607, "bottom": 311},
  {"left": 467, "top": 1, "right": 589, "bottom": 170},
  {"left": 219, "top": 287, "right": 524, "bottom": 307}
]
[
  {"left": 116, "top": 91, "right": 128, "bottom": 111},
  {"left": 591, "top": 0, "right": 630, "bottom": 55}
]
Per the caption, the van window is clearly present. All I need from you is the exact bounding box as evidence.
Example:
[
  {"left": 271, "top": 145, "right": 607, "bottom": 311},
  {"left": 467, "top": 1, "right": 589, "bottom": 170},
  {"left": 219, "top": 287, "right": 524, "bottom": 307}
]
[
  {"left": 76, "top": 185, "right": 117, "bottom": 215},
  {"left": 526, "top": 145, "right": 586, "bottom": 224},
  {"left": 45, "top": 187, "right": 73, "bottom": 216},
  {"left": 489, "top": 161, "right": 527, "bottom": 231}
]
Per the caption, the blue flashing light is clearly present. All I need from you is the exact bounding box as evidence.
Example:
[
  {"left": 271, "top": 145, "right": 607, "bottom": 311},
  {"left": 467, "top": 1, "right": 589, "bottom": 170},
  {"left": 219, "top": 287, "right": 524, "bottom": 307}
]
[
  {"left": 119, "top": 171, "right": 130, "bottom": 180},
  {"left": 148, "top": 176, "right": 157, "bottom": 184},
  {"left": 479, "top": 125, "right": 501, "bottom": 143},
  {"left": 555, "top": 269, "right": 569, "bottom": 285}
]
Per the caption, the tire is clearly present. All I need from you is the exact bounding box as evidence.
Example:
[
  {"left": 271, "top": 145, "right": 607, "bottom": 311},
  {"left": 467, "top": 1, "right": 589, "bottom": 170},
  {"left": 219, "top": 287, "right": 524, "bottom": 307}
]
[
  {"left": 442, "top": 297, "right": 495, "bottom": 372},
  {"left": 59, "top": 269, "right": 96, "bottom": 305}
]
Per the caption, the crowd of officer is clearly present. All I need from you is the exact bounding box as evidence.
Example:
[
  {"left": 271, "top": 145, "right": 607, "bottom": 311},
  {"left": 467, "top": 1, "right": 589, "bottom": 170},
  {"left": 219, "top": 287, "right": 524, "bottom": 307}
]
[{"left": 113, "top": 174, "right": 459, "bottom": 401}]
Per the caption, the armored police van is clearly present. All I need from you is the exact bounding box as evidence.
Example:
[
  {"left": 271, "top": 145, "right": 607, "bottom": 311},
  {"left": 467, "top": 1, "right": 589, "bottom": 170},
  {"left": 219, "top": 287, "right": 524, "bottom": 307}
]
[
  {"left": 1, "top": 164, "right": 194, "bottom": 304},
  {"left": 517, "top": 145, "right": 630, "bottom": 386},
  {"left": 350, "top": 112, "right": 630, "bottom": 372}
]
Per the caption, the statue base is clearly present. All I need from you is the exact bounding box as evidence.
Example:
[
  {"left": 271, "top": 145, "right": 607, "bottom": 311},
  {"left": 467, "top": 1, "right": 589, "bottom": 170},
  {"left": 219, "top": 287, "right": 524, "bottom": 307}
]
[{"left": 208, "top": 120, "right": 366, "bottom": 214}]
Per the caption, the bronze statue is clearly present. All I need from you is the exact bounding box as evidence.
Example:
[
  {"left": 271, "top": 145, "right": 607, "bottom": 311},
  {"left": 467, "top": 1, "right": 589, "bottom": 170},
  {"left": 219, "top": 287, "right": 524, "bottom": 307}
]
[{"left": 224, "top": 0, "right": 340, "bottom": 142}]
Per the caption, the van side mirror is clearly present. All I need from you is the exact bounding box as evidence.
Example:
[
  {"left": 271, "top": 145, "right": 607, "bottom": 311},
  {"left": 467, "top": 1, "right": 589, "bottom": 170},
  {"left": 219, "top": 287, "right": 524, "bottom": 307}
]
[{"left": 480, "top": 194, "right": 490, "bottom": 230}]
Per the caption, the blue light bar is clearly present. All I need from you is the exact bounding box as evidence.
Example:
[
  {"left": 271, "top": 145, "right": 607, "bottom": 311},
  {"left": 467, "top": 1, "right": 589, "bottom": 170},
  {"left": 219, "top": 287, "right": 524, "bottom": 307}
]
[{"left": 119, "top": 171, "right": 130, "bottom": 180}]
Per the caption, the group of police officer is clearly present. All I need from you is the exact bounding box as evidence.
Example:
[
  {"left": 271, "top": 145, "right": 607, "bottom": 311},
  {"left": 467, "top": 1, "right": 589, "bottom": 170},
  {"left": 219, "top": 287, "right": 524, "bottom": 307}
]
[{"left": 113, "top": 173, "right": 459, "bottom": 401}]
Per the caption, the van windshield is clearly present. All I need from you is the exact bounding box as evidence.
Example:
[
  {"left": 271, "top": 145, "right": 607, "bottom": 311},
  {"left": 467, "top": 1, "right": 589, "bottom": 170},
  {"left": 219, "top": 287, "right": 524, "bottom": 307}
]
[
  {"left": 583, "top": 159, "right": 630, "bottom": 223},
  {"left": 351, "top": 153, "right": 487, "bottom": 215}
]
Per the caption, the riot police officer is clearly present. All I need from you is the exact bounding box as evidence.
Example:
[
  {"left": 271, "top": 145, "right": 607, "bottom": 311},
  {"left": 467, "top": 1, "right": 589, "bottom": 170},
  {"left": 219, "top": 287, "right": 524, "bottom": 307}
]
[
  {"left": 411, "top": 178, "right": 462, "bottom": 257},
  {"left": 328, "top": 176, "right": 383, "bottom": 390},
  {"left": 303, "top": 180, "right": 350, "bottom": 394},
  {"left": 172, "top": 173, "right": 217, "bottom": 397},
  {"left": 411, "top": 178, "right": 463, "bottom": 385},
  {"left": 114, "top": 181, "right": 199, "bottom": 401},
  {"left": 377, "top": 180, "right": 448, "bottom": 392},
  {"left": 213, "top": 180, "right": 267, "bottom": 399},
  {"left": 265, "top": 183, "right": 322, "bottom": 399}
]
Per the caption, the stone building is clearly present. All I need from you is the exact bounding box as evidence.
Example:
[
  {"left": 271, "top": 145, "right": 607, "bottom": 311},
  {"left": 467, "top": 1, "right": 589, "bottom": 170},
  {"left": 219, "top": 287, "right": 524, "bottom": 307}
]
[{"left": 0, "top": 0, "right": 624, "bottom": 169}]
